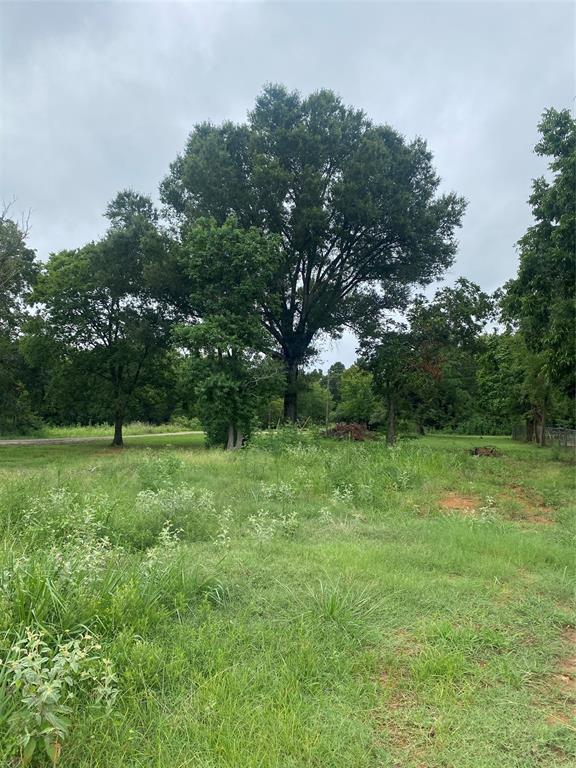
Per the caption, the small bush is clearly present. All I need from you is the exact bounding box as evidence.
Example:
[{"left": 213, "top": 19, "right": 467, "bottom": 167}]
[
  {"left": 0, "top": 628, "right": 117, "bottom": 766},
  {"left": 0, "top": 537, "right": 220, "bottom": 636}
]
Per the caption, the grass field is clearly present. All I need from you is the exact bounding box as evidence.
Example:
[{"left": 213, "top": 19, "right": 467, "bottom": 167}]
[
  {"left": 0, "top": 420, "right": 202, "bottom": 441},
  {"left": 0, "top": 432, "right": 574, "bottom": 767}
]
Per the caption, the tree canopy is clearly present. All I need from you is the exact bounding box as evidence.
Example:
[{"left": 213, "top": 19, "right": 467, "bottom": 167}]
[
  {"left": 504, "top": 108, "right": 575, "bottom": 396},
  {"left": 360, "top": 280, "right": 493, "bottom": 443},
  {"left": 176, "top": 217, "right": 284, "bottom": 448},
  {"left": 0, "top": 209, "right": 38, "bottom": 433},
  {"left": 162, "top": 84, "right": 466, "bottom": 419},
  {"left": 0, "top": 92, "right": 572, "bottom": 446},
  {"left": 33, "top": 191, "right": 183, "bottom": 445}
]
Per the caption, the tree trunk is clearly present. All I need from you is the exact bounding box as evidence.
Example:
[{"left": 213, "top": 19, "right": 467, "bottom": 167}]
[
  {"left": 416, "top": 420, "right": 425, "bottom": 436},
  {"left": 235, "top": 429, "right": 244, "bottom": 450},
  {"left": 525, "top": 415, "right": 535, "bottom": 443},
  {"left": 283, "top": 360, "right": 298, "bottom": 423},
  {"left": 112, "top": 404, "right": 124, "bottom": 447},
  {"left": 226, "top": 423, "right": 235, "bottom": 451},
  {"left": 536, "top": 406, "right": 546, "bottom": 447},
  {"left": 386, "top": 398, "right": 396, "bottom": 446}
]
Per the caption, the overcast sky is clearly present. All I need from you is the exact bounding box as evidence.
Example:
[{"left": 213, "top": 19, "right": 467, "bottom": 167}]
[{"left": 1, "top": 0, "right": 574, "bottom": 366}]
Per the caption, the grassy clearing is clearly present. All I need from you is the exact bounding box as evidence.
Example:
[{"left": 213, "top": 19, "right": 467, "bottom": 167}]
[
  {"left": 0, "top": 420, "right": 202, "bottom": 440},
  {"left": 0, "top": 433, "right": 574, "bottom": 766}
]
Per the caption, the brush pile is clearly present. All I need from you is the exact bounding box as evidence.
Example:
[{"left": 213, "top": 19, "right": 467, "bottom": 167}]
[
  {"left": 324, "top": 423, "right": 372, "bottom": 441},
  {"left": 471, "top": 446, "right": 501, "bottom": 457}
]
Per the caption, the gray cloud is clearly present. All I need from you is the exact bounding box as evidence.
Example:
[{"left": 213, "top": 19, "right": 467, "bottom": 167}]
[{"left": 1, "top": 1, "right": 574, "bottom": 366}]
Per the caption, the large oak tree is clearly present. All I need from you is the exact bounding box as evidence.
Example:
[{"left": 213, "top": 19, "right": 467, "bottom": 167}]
[{"left": 161, "top": 84, "right": 466, "bottom": 420}]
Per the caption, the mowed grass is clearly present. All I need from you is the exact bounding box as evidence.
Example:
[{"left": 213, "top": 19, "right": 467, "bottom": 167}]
[
  {"left": 0, "top": 433, "right": 574, "bottom": 767},
  {"left": 0, "top": 420, "right": 202, "bottom": 440}
]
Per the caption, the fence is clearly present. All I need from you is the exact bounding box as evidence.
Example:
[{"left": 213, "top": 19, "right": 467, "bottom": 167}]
[
  {"left": 545, "top": 426, "right": 576, "bottom": 448},
  {"left": 512, "top": 424, "right": 576, "bottom": 447}
]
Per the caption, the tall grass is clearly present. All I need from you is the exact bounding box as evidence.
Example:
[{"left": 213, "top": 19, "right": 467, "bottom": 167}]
[{"left": 0, "top": 432, "right": 573, "bottom": 766}]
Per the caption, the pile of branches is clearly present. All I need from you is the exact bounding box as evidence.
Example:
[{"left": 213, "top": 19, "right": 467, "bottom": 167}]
[
  {"left": 471, "top": 446, "right": 501, "bottom": 457},
  {"left": 324, "top": 423, "right": 373, "bottom": 441}
]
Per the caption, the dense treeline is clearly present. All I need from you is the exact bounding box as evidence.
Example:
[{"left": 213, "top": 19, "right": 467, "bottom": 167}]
[{"left": 1, "top": 88, "right": 574, "bottom": 446}]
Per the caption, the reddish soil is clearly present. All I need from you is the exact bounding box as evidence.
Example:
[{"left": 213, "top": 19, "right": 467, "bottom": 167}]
[
  {"left": 438, "top": 493, "right": 481, "bottom": 513},
  {"left": 374, "top": 633, "right": 433, "bottom": 763},
  {"left": 545, "top": 712, "right": 574, "bottom": 726},
  {"left": 553, "top": 629, "right": 576, "bottom": 692},
  {"left": 501, "top": 484, "right": 555, "bottom": 525},
  {"left": 438, "top": 487, "right": 557, "bottom": 525},
  {"left": 545, "top": 628, "right": 576, "bottom": 731}
]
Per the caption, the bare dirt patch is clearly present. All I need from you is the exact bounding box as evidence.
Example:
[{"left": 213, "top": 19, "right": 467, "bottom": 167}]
[
  {"left": 438, "top": 487, "right": 556, "bottom": 524},
  {"left": 501, "top": 484, "right": 555, "bottom": 525},
  {"left": 527, "top": 515, "right": 556, "bottom": 525},
  {"left": 438, "top": 493, "right": 481, "bottom": 514},
  {"left": 545, "top": 712, "right": 575, "bottom": 730},
  {"left": 376, "top": 688, "right": 442, "bottom": 767},
  {"left": 554, "top": 629, "right": 576, "bottom": 692},
  {"left": 544, "top": 629, "right": 576, "bottom": 731},
  {"left": 374, "top": 633, "right": 436, "bottom": 763}
]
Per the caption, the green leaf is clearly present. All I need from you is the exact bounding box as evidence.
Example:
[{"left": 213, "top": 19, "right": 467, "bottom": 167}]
[
  {"left": 44, "top": 708, "right": 71, "bottom": 733},
  {"left": 21, "top": 737, "right": 37, "bottom": 765},
  {"left": 44, "top": 736, "right": 62, "bottom": 765}
]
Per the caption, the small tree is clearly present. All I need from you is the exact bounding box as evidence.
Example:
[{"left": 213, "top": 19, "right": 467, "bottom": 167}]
[
  {"left": 361, "top": 279, "right": 493, "bottom": 442},
  {"left": 326, "top": 362, "right": 345, "bottom": 405},
  {"left": 33, "top": 191, "right": 182, "bottom": 446},
  {"left": 337, "top": 365, "right": 376, "bottom": 425},
  {"left": 178, "top": 217, "right": 283, "bottom": 448},
  {"left": 361, "top": 327, "right": 414, "bottom": 445},
  {"left": 475, "top": 332, "right": 528, "bottom": 436},
  {"left": 0, "top": 207, "right": 39, "bottom": 433},
  {"left": 179, "top": 320, "right": 282, "bottom": 449}
]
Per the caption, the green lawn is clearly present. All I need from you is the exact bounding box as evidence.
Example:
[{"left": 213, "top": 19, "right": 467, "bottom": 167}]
[
  {"left": 0, "top": 433, "right": 574, "bottom": 767},
  {"left": 0, "top": 420, "right": 202, "bottom": 440},
  {"left": 0, "top": 432, "right": 205, "bottom": 470}
]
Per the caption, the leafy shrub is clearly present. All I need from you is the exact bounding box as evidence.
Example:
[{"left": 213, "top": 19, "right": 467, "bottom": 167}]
[
  {"left": 169, "top": 415, "right": 202, "bottom": 431},
  {"left": 247, "top": 507, "right": 298, "bottom": 541},
  {"left": 258, "top": 481, "right": 297, "bottom": 502},
  {"left": 0, "top": 628, "right": 117, "bottom": 766}
]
